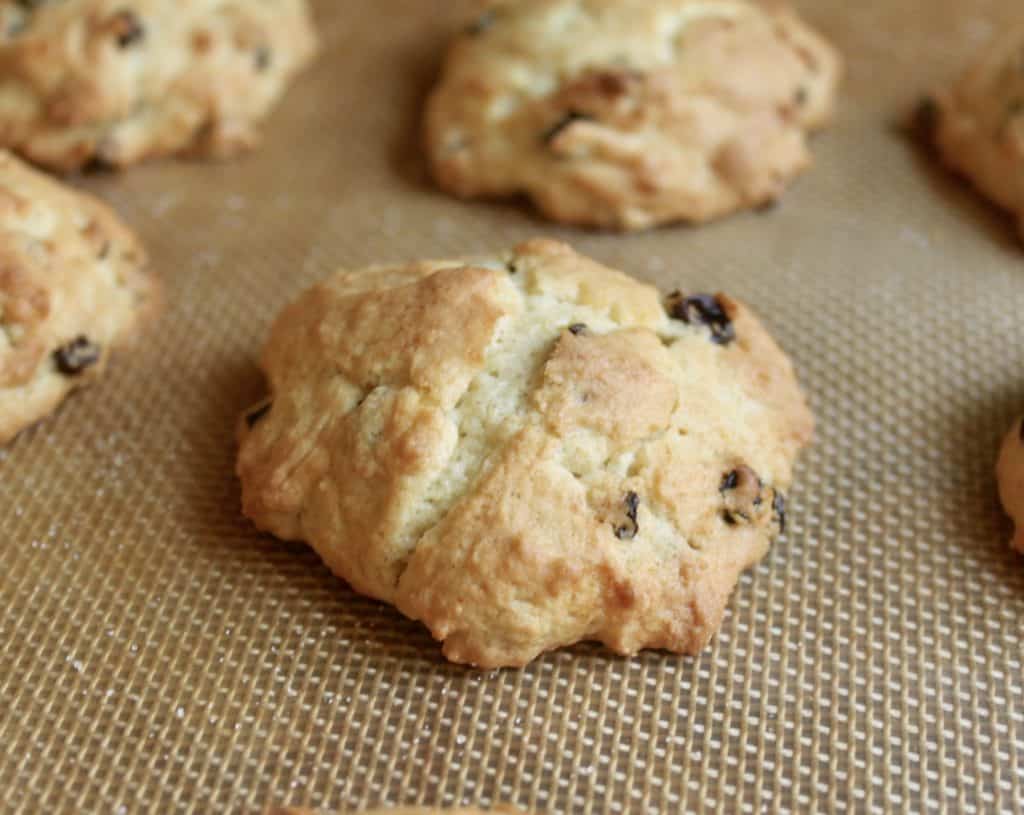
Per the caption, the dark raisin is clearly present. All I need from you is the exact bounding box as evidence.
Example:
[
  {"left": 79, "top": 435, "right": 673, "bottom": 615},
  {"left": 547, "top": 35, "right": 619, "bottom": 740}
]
[
  {"left": 465, "top": 9, "right": 496, "bottom": 36},
  {"left": 912, "top": 96, "right": 939, "bottom": 140},
  {"left": 666, "top": 293, "right": 735, "bottom": 346},
  {"left": 772, "top": 491, "right": 787, "bottom": 534},
  {"left": 505, "top": 258, "right": 518, "bottom": 274},
  {"left": 614, "top": 491, "right": 640, "bottom": 540},
  {"left": 81, "top": 154, "right": 118, "bottom": 174},
  {"left": 112, "top": 10, "right": 145, "bottom": 48},
  {"left": 568, "top": 323, "right": 587, "bottom": 335},
  {"left": 53, "top": 337, "right": 101, "bottom": 376},
  {"left": 254, "top": 45, "right": 272, "bottom": 71},
  {"left": 720, "top": 465, "right": 764, "bottom": 526},
  {"left": 98, "top": 241, "right": 111, "bottom": 260},
  {"left": 794, "top": 85, "right": 809, "bottom": 107},
  {"left": 245, "top": 401, "right": 272, "bottom": 428},
  {"left": 543, "top": 110, "right": 593, "bottom": 145},
  {"left": 592, "top": 70, "right": 639, "bottom": 97}
]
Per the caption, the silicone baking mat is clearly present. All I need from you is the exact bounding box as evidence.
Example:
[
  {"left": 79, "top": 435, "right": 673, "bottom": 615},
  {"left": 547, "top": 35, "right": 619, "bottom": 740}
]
[{"left": 3, "top": 1, "right": 1023, "bottom": 812}]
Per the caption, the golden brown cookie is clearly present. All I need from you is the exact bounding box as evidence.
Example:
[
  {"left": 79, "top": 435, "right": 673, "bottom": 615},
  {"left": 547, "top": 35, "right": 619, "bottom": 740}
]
[
  {"left": 0, "top": 0, "right": 317, "bottom": 170},
  {"left": 424, "top": 0, "right": 841, "bottom": 230},
  {"left": 0, "top": 150, "right": 156, "bottom": 444},
  {"left": 997, "top": 417, "right": 1024, "bottom": 553},
  {"left": 237, "top": 239, "right": 813, "bottom": 668},
  {"left": 932, "top": 25, "right": 1024, "bottom": 238}
]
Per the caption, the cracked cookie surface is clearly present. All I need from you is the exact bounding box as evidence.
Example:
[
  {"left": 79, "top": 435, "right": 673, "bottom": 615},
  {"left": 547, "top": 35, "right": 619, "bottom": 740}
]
[
  {"left": 932, "top": 26, "right": 1024, "bottom": 239},
  {"left": 237, "top": 239, "right": 813, "bottom": 667},
  {"left": 0, "top": 0, "right": 317, "bottom": 170},
  {"left": 997, "top": 417, "right": 1024, "bottom": 553},
  {"left": 0, "top": 150, "right": 156, "bottom": 443},
  {"left": 424, "top": 0, "right": 841, "bottom": 231}
]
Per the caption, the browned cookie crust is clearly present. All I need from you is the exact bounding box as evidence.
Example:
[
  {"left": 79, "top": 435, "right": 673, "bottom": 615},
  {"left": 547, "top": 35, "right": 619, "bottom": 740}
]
[
  {"left": 932, "top": 25, "right": 1024, "bottom": 238},
  {"left": 237, "top": 240, "right": 813, "bottom": 668},
  {"left": 424, "top": 0, "right": 841, "bottom": 230},
  {"left": 0, "top": 150, "right": 155, "bottom": 443},
  {"left": 0, "top": 0, "right": 317, "bottom": 170}
]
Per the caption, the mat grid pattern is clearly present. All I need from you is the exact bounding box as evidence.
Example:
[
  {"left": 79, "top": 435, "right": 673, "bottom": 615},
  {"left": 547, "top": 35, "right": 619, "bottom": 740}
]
[{"left": 2, "top": 1, "right": 1024, "bottom": 812}]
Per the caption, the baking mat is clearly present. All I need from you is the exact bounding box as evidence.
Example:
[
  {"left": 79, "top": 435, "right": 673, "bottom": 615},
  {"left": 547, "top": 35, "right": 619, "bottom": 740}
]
[{"left": 3, "top": 1, "right": 1024, "bottom": 812}]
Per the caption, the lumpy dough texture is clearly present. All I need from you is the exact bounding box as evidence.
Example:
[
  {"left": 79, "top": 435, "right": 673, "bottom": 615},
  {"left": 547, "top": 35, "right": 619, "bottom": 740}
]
[
  {"left": 424, "top": 0, "right": 841, "bottom": 230},
  {"left": 0, "top": 150, "right": 155, "bottom": 444},
  {"left": 237, "top": 240, "right": 813, "bottom": 667},
  {"left": 0, "top": 0, "right": 317, "bottom": 170},
  {"left": 933, "top": 25, "right": 1024, "bottom": 239}
]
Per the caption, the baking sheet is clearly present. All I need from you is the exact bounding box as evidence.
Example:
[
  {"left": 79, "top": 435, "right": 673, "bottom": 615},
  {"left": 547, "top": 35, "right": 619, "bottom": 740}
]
[{"left": 3, "top": 1, "right": 1024, "bottom": 812}]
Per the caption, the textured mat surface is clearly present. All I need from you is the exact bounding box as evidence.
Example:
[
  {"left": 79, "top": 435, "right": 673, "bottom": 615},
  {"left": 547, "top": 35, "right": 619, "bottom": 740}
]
[{"left": 2, "top": 1, "right": 1024, "bottom": 812}]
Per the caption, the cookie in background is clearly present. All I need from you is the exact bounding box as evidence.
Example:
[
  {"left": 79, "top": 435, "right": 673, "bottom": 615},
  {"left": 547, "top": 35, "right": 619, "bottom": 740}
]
[
  {"left": 0, "top": 0, "right": 318, "bottom": 170},
  {"left": 267, "top": 807, "right": 527, "bottom": 815},
  {"left": 425, "top": 0, "right": 841, "bottom": 230},
  {"left": 927, "top": 25, "right": 1024, "bottom": 239},
  {"left": 997, "top": 417, "right": 1024, "bottom": 553},
  {"left": 0, "top": 151, "right": 157, "bottom": 445}
]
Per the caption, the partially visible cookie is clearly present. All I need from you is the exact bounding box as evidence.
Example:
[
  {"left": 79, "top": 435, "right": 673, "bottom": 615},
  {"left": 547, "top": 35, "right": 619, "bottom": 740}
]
[
  {"left": 424, "top": 0, "right": 841, "bottom": 230},
  {"left": 932, "top": 26, "right": 1024, "bottom": 238},
  {"left": 0, "top": 0, "right": 318, "bottom": 170},
  {"left": 270, "top": 808, "right": 524, "bottom": 815},
  {"left": 997, "top": 417, "right": 1024, "bottom": 553},
  {"left": 0, "top": 151, "right": 155, "bottom": 444},
  {"left": 237, "top": 239, "right": 813, "bottom": 668}
]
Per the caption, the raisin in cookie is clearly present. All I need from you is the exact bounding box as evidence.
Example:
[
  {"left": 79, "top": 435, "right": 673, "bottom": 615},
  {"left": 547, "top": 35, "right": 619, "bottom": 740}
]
[
  {"left": 0, "top": 0, "right": 317, "bottom": 170},
  {"left": 0, "top": 150, "right": 155, "bottom": 443},
  {"left": 997, "top": 417, "right": 1024, "bottom": 553},
  {"left": 931, "top": 26, "right": 1024, "bottom": 238},
  {"left": 237, "top": 239, "right": 813, "bottom": 668},
  {"left": 424, "top": 0, "right": 841, "bottom": 231}
]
